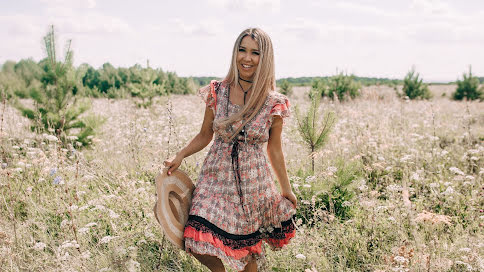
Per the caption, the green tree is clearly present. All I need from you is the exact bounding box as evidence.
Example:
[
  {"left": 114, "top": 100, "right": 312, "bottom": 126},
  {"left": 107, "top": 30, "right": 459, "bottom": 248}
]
[
  {"left": 325, "top": 73, "right": 361, "bottom": 101},
  {"left": 295, "top": 90, "right": 336, "bottom": 173},
  {"left": 278, "top": 79, "right": 293, "bottom": 96},
  {"left": 15, "top": 25, "right": 101, "bottom": 146},
  {"left": 402, "top": 68, "right": 432, "bottom": 100},
  {"left": 453, "top": 66, "right": 483, "bottom": 101}
]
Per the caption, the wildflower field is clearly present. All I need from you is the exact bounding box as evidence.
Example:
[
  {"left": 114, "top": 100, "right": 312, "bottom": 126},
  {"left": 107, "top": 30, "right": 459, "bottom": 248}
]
[{"left": 0, "top": 85, "right": 482, "bottom": 271}]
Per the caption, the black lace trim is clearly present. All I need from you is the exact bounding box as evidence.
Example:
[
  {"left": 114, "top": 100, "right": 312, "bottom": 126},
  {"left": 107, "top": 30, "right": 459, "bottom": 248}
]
[{"left": 186, "top": 215, "right": 295, "bottom": 250}]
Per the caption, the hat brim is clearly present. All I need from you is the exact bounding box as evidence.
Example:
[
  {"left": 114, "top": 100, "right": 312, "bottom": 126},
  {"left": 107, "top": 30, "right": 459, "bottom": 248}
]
[{"left": 153, "top": 169, "right": 195, "bottom": 249}]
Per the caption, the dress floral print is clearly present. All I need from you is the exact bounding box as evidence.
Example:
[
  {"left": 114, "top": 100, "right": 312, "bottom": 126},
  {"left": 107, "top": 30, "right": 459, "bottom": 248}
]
[{"left": 183, "top": 80, "right": 296, "bottom": 271}]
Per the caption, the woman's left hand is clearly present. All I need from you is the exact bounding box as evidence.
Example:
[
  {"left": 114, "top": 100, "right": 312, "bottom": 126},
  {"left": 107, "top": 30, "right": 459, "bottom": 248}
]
[{"left": 282, "top": 190, "right": 297, "bottom": 209}]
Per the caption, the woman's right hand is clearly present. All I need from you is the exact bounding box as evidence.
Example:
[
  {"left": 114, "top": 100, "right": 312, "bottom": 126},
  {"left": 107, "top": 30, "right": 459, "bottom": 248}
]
[{"left": 163, "top": 153, "right": 184, "bottom": 175}]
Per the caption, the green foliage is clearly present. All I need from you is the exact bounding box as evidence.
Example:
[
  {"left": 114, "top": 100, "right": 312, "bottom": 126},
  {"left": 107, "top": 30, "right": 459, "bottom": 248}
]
[
  {"left": 14, "top": 25, "right": 101, "bottom": 147},
  {"left": 402, "top": 68, "right": 432, "bottom": 100},
  {"left": 453, "top": 66, "right": 483, "bottom": 101},
  {"left": 310, "top": 73, "right": 361, "bottom": 101},
  {"left": 294, "top": 160, "right": 362, "bottom": 225},
  {"left": 295, "top": 91, "right": 336, "bottom": 172},
  {"left": 278, "top": 79, "right": 293, "bottom": 96},
  {"left": 277, "top": 76, "right": 402, "bottom": 87}
]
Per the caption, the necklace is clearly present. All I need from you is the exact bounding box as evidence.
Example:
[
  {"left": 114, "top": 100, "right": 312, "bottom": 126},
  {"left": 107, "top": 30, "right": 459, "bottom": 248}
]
[
  {"left": 238, "top": 76, "right": 253, "bottom": 83},
  {"left": 237, "top": 80, "right": 251, "bottom": 105}
]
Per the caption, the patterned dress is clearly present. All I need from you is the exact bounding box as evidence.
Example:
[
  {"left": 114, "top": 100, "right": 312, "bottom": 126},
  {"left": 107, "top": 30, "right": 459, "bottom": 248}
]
[{"left": 183, "top": 80, "right": 296, "bottom": 271}]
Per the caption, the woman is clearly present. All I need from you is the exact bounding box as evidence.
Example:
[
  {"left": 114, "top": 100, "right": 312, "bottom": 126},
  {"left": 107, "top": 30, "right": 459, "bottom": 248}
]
[{"left": 164, "top": 28, "right": 297, "bottom": 272}]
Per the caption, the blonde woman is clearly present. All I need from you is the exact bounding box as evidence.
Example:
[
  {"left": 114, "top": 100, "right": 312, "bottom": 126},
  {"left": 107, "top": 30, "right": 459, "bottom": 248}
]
[{"left": 164, "top": 28, "right": 297, "bottom": 272}]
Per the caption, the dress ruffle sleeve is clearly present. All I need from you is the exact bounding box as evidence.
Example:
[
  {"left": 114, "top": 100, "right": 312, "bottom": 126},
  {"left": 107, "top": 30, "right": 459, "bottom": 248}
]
[
  {"left": 198, "top": 80, "right": 219, "bottom": 112},
  {"left": 269, "top": 92, "right": 291, "bottom": 124}
]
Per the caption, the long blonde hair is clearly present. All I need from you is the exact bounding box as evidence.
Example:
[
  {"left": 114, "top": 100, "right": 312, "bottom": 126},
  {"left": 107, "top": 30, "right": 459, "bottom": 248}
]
[{"left": 215, "top": 28, "right": 276, "bottom": 140}]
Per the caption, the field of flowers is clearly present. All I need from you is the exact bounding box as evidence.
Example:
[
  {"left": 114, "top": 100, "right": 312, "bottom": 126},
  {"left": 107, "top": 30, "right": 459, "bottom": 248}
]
[{"left": 0, "top": 85, "right": 482, "bottom": 271}]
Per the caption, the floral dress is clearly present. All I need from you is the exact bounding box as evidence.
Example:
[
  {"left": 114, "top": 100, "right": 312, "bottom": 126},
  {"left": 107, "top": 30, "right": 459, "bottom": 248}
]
[{"left": 183, "top": 80, "right": 296, "bottom": 271}]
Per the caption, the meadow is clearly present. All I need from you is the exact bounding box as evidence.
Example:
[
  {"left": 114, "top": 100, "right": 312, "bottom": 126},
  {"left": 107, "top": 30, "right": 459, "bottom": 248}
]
[{"left": 0, "top": 85, "right": 483, "bottom": 271}]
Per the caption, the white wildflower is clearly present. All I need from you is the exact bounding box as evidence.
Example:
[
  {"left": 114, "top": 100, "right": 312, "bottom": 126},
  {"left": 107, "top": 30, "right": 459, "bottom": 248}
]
[
  {"left": 100, "top": 235, "right": 118, "bottom": 244},
  {"left": 459, "top": 247, "right": 471, "bottom": 253},
  {"left": 78, "top": 227, "right": 89, "bottom": 234},
  {"left": 467, "top": 149, "right": 479, "bottom": 154},
  {"left": 465, "top": 176, "right": 474, "bottom": 181},
  {"left": 295, "top": 253, "right": 306, "bottom": 260},
  {"left": 144, "top": 231, "right": 155, "bottom": 239},
  {"left": 60, "top": 240, "right": 79, "bottom": 249},
  {"left": 449, "top": 167, "right": 465, "bottom": 176},
  {"left": 44, "top": 134, "right": 58, "bottom": 142},
  {"left": 470, "top": 156, "right": 479, "bottom": 161},
  {"left": 305, "top": 175, "right": 316, "bottom": 183},
  {"left": 80, "top": 250, "right": 91, "bottom": 259},
  {"left": 85, "top": 222, "right": 97, "bottom": 228},
  {"left": 388, "top": 216, "right": 396, "bottom": 222},
  {"left": 126, "top": 259, "right": 140, "bottom": 272},
  {"left": 394, "top": 255, "right": 407, "bottom": 264},
  {"left": 411, "top": 172, "right": 420, "bottom": 181},
  {"left": 429, "top": 183, "right": 439, "bottom": 188},
  {"left": 60, "top": 219, "right": 69, "bottom": 228},
  {"left": 303, "top": 184, "right": 311, "bottom": 188},
  {"left": 33, "top": 242, "right": 47, "bottom": 250},
  {"left": 386, "top": 184, "right": 402, "bottom": 192},
  {"left": 443, "top": 186, "right": 454, "bottom": 195},
  {"left": 66, "top": 135, "right": 78, "bottom": 141},
  {"left": 79, "top": 205, "right": 89, "bottom": 211},
  {"left": 59, "top": 251, "right": 70, "bottom": 261},
  {"left": 109, "top": 209, "right": 120, "bottom": 219}
]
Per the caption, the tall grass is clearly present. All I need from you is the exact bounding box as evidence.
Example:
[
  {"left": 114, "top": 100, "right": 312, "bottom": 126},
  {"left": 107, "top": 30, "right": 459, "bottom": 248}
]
[{"left": 0, "top": 86, "right": 482, "bottom": 271}]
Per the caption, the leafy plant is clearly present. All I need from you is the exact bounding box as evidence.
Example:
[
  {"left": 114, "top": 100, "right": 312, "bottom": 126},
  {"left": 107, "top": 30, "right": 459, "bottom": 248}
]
[
  {"left": 15, "top": 25, "right": 101, "bottom": 146},
  {"left": 278, "top": 79, "right": 293, "bottom": 96},
  {"left": 401, "top": 68, "right": 432, "bottom": 100},
  {"left": 453, "top": 66, "right": 483, "bottom": 101},
  {"left": 326, "top": 73, "right": 361, "bottom": 101},
  {"left": 295, "top": 91, "right": 336, "bottom": 172}
]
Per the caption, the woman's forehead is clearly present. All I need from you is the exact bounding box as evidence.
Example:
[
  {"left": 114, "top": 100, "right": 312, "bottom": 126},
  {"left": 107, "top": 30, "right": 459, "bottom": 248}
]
[{"left": 240, "top": 36, "right": 259, "bottom": 50}]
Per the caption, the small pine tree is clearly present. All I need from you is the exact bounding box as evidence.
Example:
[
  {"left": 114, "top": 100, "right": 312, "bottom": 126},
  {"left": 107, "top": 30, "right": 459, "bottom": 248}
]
[
  {"left": 278, "top": 79, "right": 293, "bottom": 96},
  {"left": 453, "top": 66, "right": 483, "bottom": 101},
  {"left": 402, "top": 68, "right": 432, "bottom": 100},
  {"left": 326, "top": 73, "right": 361, "bottom": 101},
  {"left": 15, "top": 25, "right": 101, "bottom": 146},
  {"left": 295, "top": 90, "right": 336, "bottom": 173}
]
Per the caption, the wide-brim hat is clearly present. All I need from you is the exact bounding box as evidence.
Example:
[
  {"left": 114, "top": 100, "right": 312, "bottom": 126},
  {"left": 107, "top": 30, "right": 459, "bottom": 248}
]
[{"left": 153, "top": 169, "right": 195, "bottom": 249}]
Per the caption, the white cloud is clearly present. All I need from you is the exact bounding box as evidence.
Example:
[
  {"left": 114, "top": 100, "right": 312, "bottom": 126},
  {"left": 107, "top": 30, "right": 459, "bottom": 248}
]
[{"left": 167, "top": 18, "right": 224, "bottom": 36}]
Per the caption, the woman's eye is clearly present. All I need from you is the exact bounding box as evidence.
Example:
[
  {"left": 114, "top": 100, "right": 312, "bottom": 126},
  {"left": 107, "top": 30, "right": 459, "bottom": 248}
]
[
  {"left": 238, "top": 48, "right": 245, "bottom": 52},
  {"left": 253, "top": 51, "right": 260, "bottom": 55}
]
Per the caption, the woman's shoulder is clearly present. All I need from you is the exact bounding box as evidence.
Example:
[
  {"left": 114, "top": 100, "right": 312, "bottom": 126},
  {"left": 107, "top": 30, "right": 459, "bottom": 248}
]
[{"left": 267, "top": 91, "right": 290, "bottom": 106}]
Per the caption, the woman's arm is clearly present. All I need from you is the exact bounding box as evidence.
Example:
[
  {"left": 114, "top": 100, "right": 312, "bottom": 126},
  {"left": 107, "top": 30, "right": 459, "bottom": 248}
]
[
  {"left": 267, "top": 116, "right": 297, "bottom": 207},
  {"left": 164, "top": 106, "right": 215, "bottom": 175}
]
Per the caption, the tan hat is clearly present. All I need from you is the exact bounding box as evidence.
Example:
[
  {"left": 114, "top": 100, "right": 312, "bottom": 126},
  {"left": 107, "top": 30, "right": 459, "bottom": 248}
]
[{"left": 153, "top": 169, "right": 195, "bottom": 249}]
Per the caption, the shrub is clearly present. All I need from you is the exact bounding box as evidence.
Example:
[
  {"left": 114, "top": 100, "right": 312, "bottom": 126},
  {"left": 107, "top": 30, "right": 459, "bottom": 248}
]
[
  {"left": 453, "top": 66, "right": 483, "bottom": 101},
  {"left": 293, "top": 159, "right": 362, "bottom": 225},
  {"left": 326, "top": 73, "right": 361, "bottom": 101},
  {"left": 401, "top": 68, "right": 432, "bottom": 100},
  {"left": 278, "top": 79, "right": 293, "bottom": 96}
]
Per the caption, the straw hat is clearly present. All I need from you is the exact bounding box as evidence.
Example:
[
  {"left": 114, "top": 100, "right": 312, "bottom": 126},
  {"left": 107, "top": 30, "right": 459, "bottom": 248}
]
[{"left": 153, "top": 169, "right": 195, "bottom": 249}]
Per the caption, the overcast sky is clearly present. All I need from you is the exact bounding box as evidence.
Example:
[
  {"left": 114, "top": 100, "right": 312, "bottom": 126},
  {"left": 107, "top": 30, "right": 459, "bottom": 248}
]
[{"left": 1, "top": 0, "right": 483, "bottom": 82}]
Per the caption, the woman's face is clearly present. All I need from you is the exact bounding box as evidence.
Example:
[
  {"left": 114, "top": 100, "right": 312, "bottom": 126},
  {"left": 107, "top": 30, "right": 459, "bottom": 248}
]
[{"left": 237, "top": 35, "right": 260, "bottom": 81}]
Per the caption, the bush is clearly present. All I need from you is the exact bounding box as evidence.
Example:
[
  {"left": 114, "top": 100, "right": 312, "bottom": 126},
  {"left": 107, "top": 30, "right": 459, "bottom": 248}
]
[
  {"left": 293, "top": 159, "right": 362, "bottom": 225},
  {"left": 453, "top": 66, "right": 483, "bottom": 101},
  {"left": 312, "top": 73, "right": 361, "bottom": 101},
  {"left": 401, "top": 68, "right": 432, "bottom": 100},
  {"left": 278, "top": 79, "right": 293, "bottom": 96}
]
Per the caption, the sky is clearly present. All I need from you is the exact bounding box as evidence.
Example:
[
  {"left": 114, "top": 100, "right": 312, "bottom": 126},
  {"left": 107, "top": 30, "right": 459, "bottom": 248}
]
[{"left": 1, "top": 0, "right": 483, "bottom": 82}]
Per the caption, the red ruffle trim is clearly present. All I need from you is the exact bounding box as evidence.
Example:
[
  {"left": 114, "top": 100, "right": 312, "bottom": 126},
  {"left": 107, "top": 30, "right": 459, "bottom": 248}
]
[
  {"left": 184, "top": 226, "right": 262, "bottom": 260},
  {"left": 264, "top": 229, "right": 296, "bottom": 248},
  {"left": 209, "top": 80, "right": 217, "bottom": 111},
  {"left": 184, "top": 226, "right": 296, "bottom": 260},
  {"left": 269, "top": 97, "right": 290, "bottom": 119}
]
